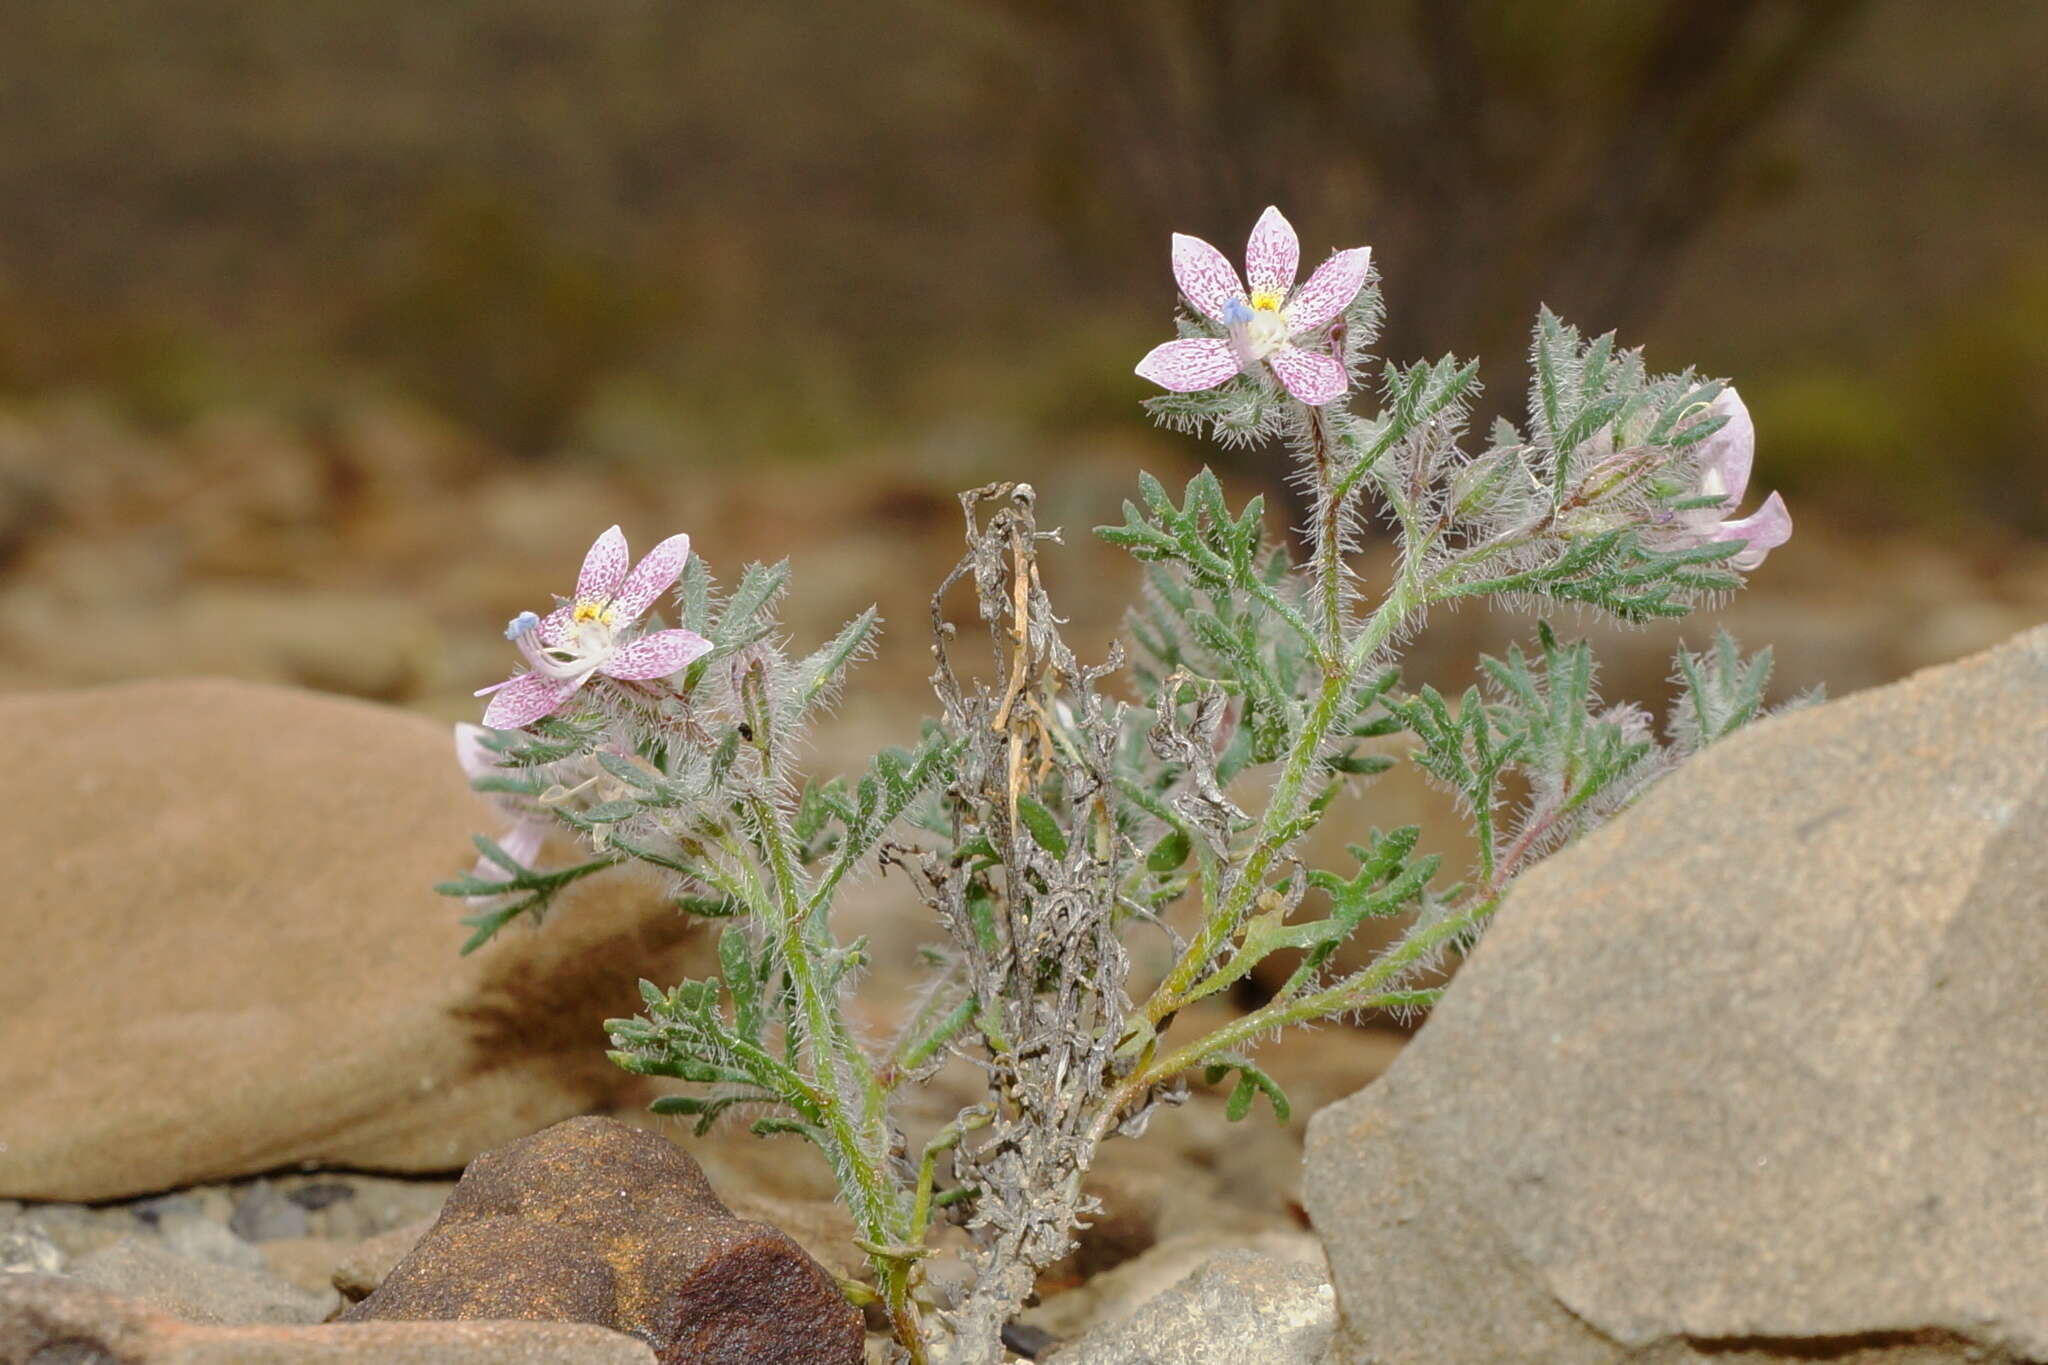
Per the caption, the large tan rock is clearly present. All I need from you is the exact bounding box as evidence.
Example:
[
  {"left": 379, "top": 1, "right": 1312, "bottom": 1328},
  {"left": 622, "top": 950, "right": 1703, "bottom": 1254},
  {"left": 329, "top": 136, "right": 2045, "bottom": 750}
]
[
  {"left": 1305, "top": 625, "right": 2048, "bottom": 1363},
  {"left": 0, "top": 678, "right": 708, "bottom": 1200}
]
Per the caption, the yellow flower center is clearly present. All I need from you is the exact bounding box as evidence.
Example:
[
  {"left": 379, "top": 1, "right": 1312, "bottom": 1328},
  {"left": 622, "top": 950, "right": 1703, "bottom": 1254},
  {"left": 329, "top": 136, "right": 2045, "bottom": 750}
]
[
  {"left": 572, "top": 601, "right": 616, "bottom": 627},
  {"left": 1248, "top": 290, "right": 1284, "bottom": 313}
]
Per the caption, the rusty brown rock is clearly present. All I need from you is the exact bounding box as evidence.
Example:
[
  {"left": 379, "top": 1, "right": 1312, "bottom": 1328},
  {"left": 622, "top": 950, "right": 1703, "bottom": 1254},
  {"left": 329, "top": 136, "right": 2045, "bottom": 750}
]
[
  {"left": 0, "top": 1274, "right": 657, "bottom": 1363},
  {"left": 346, "top": 1116, "right": 864, "bottom": 1365},
  {"left": 360, "top": 1216, "right": 620, "bottom": 1325},
  {"left": 330, "top": 1216, "right": 435, "bottom": 1301},
  {"left": 717, "top": 1192, "right": 865, "bottom": 1283}
]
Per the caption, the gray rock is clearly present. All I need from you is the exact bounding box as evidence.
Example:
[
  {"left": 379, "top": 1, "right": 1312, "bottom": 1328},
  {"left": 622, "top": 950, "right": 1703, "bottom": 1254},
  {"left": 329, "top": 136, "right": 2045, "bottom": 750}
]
[
  {"left": 1042, "top": 1250, "right": 1333, "bottom": 1365},
  {"left": 284, "top": 1175, "right": 453, "bottom": 1242},
  {"left": 135, "top": 1189, "right": 234, "bottom": 1227},
  {"left": 286, "top": 1182, "right": 358, "bottom": 1213},
  {"left": 1019, "top": 1232, "right": 1324, "bottom": 1344},
  {"left": 66, "top": 1236, "right": 340, "bottom": 1325},
  {"left": 1305, "top": 625, "right": 2048, "bottom": 1364},
  {"left": 157, "top": 1212, "right": 268, "bottom": 1272},
  {"left": 5, "top": 1201, "right": 132, "bottom": 1261},
  {"left": 0, "top": 1221, "right": 62, "bottom": 1275},
  {"left": 231, "top": 1180, "right": 311, "bottom": 1243}
]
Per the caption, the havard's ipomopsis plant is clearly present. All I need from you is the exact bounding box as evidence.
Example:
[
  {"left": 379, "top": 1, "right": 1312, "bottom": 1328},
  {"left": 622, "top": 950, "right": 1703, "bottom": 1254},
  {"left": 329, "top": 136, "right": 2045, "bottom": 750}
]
[{"left": 442, "top": 207, "right": 1799, "bottom": 1363}]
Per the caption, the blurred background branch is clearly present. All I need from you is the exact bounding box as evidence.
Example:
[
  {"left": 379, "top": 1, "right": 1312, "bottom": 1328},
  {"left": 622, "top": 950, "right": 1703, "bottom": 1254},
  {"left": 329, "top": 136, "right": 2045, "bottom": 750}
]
[
  {"left": 0, "top": 0, "right": 2040, "bottom": 713},
  {"left": 1000, "top": 0, "right": 1875, "bottom": 369},
  {"left": 0, "top": 0, "right": 2039, "bottom": 506}
]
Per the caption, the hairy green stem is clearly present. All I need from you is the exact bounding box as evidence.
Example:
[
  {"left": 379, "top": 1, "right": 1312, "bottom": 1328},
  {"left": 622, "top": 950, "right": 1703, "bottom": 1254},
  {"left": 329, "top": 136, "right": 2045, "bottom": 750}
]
[
  {"left": 1110, "top": 896, "right": 1501, "bottom": 1144},
  {"left": 911, "top": 1112, "right": 987, "bottom": 1245},
  {"left": 1306, "top": 403, "right": 1347, "bottom": 656},
  {"left": 1327, "top": 413, "right": 1407, "bottom": 507},
  {"left": 1144, "top": 570, "right": 1424, "bottom": 1028},
  {"left": 893, "top": 991, "right": 978, "bottom": 1074},
  {"left": 745, "top": 789, "right": 926, "bottom": 1360}
]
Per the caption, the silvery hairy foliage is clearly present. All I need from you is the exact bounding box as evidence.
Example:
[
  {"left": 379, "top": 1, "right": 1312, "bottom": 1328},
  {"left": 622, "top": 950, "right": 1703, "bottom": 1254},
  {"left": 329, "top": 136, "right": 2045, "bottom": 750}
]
[{"left": 442, "top": 207, "right": 1800, "bottom": 1364}]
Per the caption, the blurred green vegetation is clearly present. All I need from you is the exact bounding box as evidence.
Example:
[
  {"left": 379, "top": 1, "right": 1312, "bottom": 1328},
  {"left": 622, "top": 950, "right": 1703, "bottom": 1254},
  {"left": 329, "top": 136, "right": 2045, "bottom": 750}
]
[{"left": 0, "top": 0, "right": 2040, "bottom": 534}]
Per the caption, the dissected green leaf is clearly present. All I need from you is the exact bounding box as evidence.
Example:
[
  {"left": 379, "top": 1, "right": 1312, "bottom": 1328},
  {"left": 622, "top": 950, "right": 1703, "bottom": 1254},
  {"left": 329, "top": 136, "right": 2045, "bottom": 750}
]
[{"left": 1201, "top": 1051, "right": 1291, "bottom": 1123}]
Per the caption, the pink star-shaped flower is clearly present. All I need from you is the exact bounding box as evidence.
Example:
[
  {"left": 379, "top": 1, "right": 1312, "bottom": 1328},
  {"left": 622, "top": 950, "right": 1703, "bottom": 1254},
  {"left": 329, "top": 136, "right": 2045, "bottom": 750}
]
[
  {"left": 1136, "top": 206, "right": 1373, "bottom": 407},
  {"left": 476, "top": 525, "right": 712, "bottom": 729}
]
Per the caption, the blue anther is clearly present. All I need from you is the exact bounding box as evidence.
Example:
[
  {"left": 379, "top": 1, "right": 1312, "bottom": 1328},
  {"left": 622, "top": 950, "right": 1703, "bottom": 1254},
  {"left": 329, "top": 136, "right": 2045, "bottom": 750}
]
[
  {"left": 504, "top": 610, "right": 541, "bottom": 640},
  {"left": 1221, "top": 298, "right": 1256, "bottom": 325}
]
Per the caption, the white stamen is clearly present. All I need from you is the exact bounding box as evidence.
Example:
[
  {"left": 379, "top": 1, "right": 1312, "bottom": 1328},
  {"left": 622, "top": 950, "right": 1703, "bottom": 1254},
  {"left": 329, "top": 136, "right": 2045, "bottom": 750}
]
[{"left": 514, "top": 615, "right": 617, "bottom": 686}]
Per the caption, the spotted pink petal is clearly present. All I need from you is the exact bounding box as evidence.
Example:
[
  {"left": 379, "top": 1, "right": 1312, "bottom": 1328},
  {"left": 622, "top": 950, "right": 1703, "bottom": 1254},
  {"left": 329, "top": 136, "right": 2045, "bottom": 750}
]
[
  {"left": 609, "top": 532, "right": 692, "bottom": 626},
  {"left": 1283, "top": 247, "right": 1372, "bottom": 334},
  {"left": 1694, "top": 387, "right": 1756, "bottom": 508},
  {"left": 575, "top": 525, "right": 631, "bottom": 604},
  {"left": 1268, "top": 345, "right": 1349, "bottom": 407},
  {"left": 470, "top": 817, "right": 548, "bottom": 888},
  {"left": 503, "top": 816, "right": 547, "bottom": 865},
  {"left": 453, "top": 722, "right": 496, "bottom": 781},
  {"left": 1244, "top": 206, "right": 1300, "bottom": 299},
  {"left": 602, "top": 628, "right": 712, "bottom": 681},
  {"left": 482, "top": 670, "right": 579, "bottom": 729},
  {"left": 1171, "top": 232, "right": 1247, "bottom": 323},
  {"left": 536, "top": 605, "right": 575, "bottom": 647},
  {"left": 1718, "top": 491, "right": 1792, "bottom": 571},
  {"left": 1135, "top": 337, "right": 1243, "bottom": 393}
]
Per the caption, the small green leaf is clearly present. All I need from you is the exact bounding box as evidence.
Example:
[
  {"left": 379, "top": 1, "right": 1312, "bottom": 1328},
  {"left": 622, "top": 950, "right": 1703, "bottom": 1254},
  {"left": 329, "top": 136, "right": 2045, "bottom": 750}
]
[
  {"left": 1016, "top": 795, "right": 1068, "bottom": 858},
  {"left": 675, "top": 895, "right": 744, "bottom": 918},
  {"left": 965, "top": 881, "right": 1002, "bottom": 956},
  {"left": 1146, "top": 828, "right": 1192, "bottom": 873},
  {"left": 797, "top": 607, "right": 880, "bottom": 708},
  {"left": 470, "top": 833, "right": 530, "bottom": 877},
  {"left": 750, "top": 1116, "right": 824, "bottom": 1143},
  {"left": 713, "top": 560, "right": 791, "bottom": 648},
  {"left": 709, "top": 730, "right": 741, "bottom": 783},
  {"left": 456, "top": 900, "right": 529, "bottom": 955},
  {"left": 896, "top": 993, "right": 977, "bottom": 1071}
]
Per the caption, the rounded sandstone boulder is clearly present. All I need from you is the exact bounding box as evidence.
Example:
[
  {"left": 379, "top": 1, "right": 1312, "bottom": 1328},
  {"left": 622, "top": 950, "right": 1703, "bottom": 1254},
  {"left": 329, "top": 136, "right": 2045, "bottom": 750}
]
[
  {"left": 1306, "top": 626, "right": 2048, "bottom": 1363},
  {"left": 0, "top": 678, "right": 710, "bottom": 1201}
]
